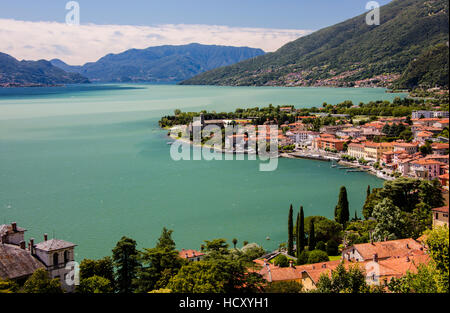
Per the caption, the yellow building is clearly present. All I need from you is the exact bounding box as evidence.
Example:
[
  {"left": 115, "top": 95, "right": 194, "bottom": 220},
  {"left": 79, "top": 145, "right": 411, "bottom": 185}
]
[
  {"left": 348, "top": 143, "right": 366, "bottom": 159},
  {"left": 364, "top": 142, "right": 393, "bottom": 161}
]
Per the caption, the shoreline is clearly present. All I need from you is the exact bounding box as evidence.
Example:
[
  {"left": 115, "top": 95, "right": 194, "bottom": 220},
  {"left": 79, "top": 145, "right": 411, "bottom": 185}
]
[{"left": 166, "top": 135, "right": 387, "bottom": 180}]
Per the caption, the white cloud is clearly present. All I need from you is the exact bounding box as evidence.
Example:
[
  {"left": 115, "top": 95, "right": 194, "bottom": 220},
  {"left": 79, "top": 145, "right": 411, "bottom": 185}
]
[{"left": 0, "top": 19, "right": 312, "bottom": 65}]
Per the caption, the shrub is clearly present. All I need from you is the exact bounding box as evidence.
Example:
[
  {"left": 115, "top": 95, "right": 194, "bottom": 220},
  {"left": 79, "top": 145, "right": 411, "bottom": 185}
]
[
  {"left": 296, "top": 251, "right": 309, "bottom": 265},
  {"left": 307, "top": 250, "right": 329, "bottom": 264},
  {"left": 316, "top": 241, "right": 326, "bottom": 252},
  {"left": 273, "top": 254, "right": 289, "bottom": 267},
  {"left": 326, "top": 239, "right": 340, "bottom": 256}
]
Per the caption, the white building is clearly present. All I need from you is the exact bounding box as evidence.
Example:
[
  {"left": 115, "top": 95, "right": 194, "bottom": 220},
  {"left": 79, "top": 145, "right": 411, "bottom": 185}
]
[{"left": 0, "top": 222, "right": 77, "bottom": 292}]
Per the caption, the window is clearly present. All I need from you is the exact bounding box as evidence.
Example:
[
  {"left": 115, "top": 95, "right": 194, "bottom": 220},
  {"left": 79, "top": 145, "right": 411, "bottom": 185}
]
[
  {"left": 53, "top": 252, "right": 59, "bottom": 266},
  {"left": 64, "top": 250, "right": 69, "bottom": 264}
]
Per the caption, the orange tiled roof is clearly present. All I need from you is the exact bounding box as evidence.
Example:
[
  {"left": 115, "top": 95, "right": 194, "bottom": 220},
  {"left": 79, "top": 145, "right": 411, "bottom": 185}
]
[
  {"left": 178, "top": 249, "right": 205, "bottom": 259},
  {"left": 345, "top": 238, "right": 423, "bottom": 260},
  {"left": 431, "top": 205, "right": 449, "bottom": 214}
]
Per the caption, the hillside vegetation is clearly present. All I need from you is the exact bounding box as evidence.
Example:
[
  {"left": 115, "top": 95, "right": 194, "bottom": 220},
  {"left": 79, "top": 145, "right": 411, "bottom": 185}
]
[
  {"left": 0, "top": 52, "right": 89, "bottom": 86},
  {"left": 181, "top": 0, "right": 449, "bottom": 89},
  {"left": 51, "top": 43, "right": 265, "bottom": 83}
]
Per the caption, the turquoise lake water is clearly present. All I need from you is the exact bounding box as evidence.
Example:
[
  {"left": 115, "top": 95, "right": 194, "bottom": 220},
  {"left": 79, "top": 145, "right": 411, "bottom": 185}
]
[{"left": 0, "top": 84, "right": 405, "bottom": 260}]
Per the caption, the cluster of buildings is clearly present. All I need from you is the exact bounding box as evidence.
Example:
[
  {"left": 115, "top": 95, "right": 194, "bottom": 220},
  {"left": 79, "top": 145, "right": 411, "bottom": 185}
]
[
  {"left": 0, "top": 222, "right": 76, "bottom": 292},
  {"left": 252, "top": 237, "right": 431, "bottom": 291}
]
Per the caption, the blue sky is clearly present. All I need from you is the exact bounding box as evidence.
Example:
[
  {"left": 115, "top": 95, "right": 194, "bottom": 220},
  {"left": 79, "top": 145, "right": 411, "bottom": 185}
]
[
  {"left": 2, "top": 0, "right": 392, "bottom": 29},
  {"left": 0, "top": 0, "right": 393, "bottom": 64}
]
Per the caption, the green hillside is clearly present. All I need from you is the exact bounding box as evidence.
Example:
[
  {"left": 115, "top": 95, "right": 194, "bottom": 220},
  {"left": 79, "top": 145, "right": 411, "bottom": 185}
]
[
  {"left": 0, "top": 52, "right": 89, "bottom": 86},
  {"left": 180, "top": 0, "right": 448, "bottom": 89},
  {"left": 395, "top": 43, "right": 449, "bottom": 89}
]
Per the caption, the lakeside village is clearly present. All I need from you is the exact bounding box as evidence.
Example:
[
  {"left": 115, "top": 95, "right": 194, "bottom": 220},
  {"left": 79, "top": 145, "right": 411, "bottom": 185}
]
[
  {"left": 1, "top": 97, "right": 449, "bottom": 294},
  {"left": 160, "top": 96, "right": 449, "bottom": 185}
]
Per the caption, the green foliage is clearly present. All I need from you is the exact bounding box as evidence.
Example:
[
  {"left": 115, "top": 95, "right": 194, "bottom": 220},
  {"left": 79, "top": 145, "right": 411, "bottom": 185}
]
[
  {"left": 316, "top": 241, "right": 326, "bottom": 252},
  {"left": 419, "top": 141, "right": 433, "bottom": 155},
  {"left": 135, "top": 228, "right": 185, "bottom": 292},
  {"left": 424, "top": 226, "right": 449, "bottom": 292},
  {"left": 388, "top": 263, "right": 440, "bottom": 293},
  {"left": 0, "top": 52, "right": 89, "bottom": 86},
  {"left": 288, "top": 204, "right": 294, "bottom": 256},
  {"left": 395, "top": 43, "right": 449, "bottom": 89},
  {"left": 307, "top": 250, "right": 329, "bottom": 264},
  {"left": 112, "top": 236, "right": 140, "bottom": 293},
  {"left": 78, "top": 275, "right": 113, "bottom": 293},
  {"left": 308, "top": 219, "right": 316, "bottom": 251},
  {"left": 0, "top": 280, "right": 19, "bottom": 293},
  {"left": 335, "top": 186, "right": 350, "bottom": 226},
  {"left": 272, "top": 254, "right": 290, "bottom": 267},
  {"left": 296, "top": 251, "right": 310, "bottom": 266},
  {"left": 296, "top": 207, "right": 305, "bottom": 258},
  {"left": 79, "top": 257, "right": 115, "bottom": 285},
  {"left": 264, "top": 280, "right": 303, "bottom": 293},
  {"left": 326, "top": 239, "right": 340, "bottom": 256},
  {"left": 372, "top": 198, "right": 405, "bottom": 240},
  {"left": 181, "top": 0, "right": 449, "bottom": 90},
  {"left": 315, "top": 263, "right": 369, "bottom": 293},
  {"left": 363, "top": 177, "right": 444, "bottom": 239},
  {"left": 304, "top": 216, "right": 343, "bottom": 244},
  {"left": 168, "top": 259, "right": 264, "bottom": 293},
  {"left": 22, "top": 268, "right": 63, "bottom": 293}
]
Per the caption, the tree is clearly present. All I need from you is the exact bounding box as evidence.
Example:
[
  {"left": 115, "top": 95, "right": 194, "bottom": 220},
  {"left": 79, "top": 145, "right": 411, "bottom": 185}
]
[
  {"left": 168, "top": 259, "right": 264, "bottom": 293},
  {"left": 366, "top": 185, "right": 371, "bottom": 199},
  {"left": 112, "top": 236, "right": 140, "bottom": 293},
  {"left": 232, "top": 238, "right": 238, "bottom": 249},
  {"left": 308, "top": 219, "right": 316, "bottom": 251},
  {"left": 22, "top": 268, "right": 63, "bottom": 293},
  {"left": 297, "top": 207, "right": 305, "bottom": 258},
  {"left": 425, "top": 226, "right": 449, "bottom": 292},
  {"left": 79, "top": 257, "right": 115, "bottom": 284},
  {"left": 388, "top": 263, "right": 440, "bottom": 293},
  {"left": 326, "top": 239, "right": 340, "bottom": 256},
  {"left": 419, "top": 142, "right": 433, "bottom": 155},
  {"left": 288, "top": 204, "right": 294, "bottom": 256},
  {"left": 307, "top": 250, "right": 329, "bottom": 264},
  {"left": 136, "top": 228, "right": 184, "bottom": 292},
  {"left": 264, "top": 281, "right": 303, "bottom": 293},
  {"left": 315, "top": 263, "right": 368, "bottom": 293},
  {"left": 296, "top": 251, "right": 309, "bottom": 265},
  {"left": 0, "top": 280, "right": 18, "bottom": 293},
  {"left": 78, "top": 275, "right": 113, "bottom": 293},
  {"left": 304, "top": 216, "right": 342, "bottom": 243},
  {"left": 316, "top": 241, "right": 326, "bottom": 252},
  {"left": 372, "top": 198, "right": 405, "bottom": 240},
  {"left": 335, "top": 186, "right": 350, "bottom": 226},
  {"left": 273, "top": 254, "right": 289, "bottom": 267}
]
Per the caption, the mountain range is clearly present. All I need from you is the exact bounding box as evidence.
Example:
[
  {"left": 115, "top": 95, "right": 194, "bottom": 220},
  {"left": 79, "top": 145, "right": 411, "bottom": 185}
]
[
  {"left": 0, "top": 52, "right": 89, "bottom": 86},
  {"left": 50, "top": 43, "right": 265, "bottom": 83},
  {"left": 180, "top": 0, "right": 449, "bottom": 89}
]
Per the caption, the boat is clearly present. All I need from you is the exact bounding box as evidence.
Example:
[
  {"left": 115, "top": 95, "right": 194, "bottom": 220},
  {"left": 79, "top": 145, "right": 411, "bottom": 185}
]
[{"left": 167, "top": 142, "right": 173, "bottom": 145}]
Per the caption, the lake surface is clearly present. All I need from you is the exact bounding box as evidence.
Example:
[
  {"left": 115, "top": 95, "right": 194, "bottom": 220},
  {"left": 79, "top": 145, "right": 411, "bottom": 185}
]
[{"left": 0, "top": 84, "right": 404, "bottom": 260}]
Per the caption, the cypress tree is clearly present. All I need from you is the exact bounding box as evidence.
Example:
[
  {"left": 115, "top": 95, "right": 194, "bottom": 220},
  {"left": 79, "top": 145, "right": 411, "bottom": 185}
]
[
  {"left": 296, "top": 212, "right": 300, "bottom": 259},
  {"left": 366, "top": 185, "right": 371, "bottom": 199},
  {"left": 335, "top": 186, "right": 350, "bottom": 226},
  {"left": 288, "top": 204, "right": 294, "bottom": 256},
  {"left": 308, "top": 219, "right": 315, "bottom": 251},
  {"left": 298, "top": 206, "right": 305, "bottom": 256}
]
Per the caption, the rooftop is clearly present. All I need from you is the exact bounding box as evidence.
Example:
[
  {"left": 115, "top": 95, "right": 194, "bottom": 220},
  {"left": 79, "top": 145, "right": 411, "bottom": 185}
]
[
  {"left": 0, "top": 244, "right": 44, "bottom": 280},
  {"left": 34, "top": 239, "right": 77, "bottom": 251}
]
